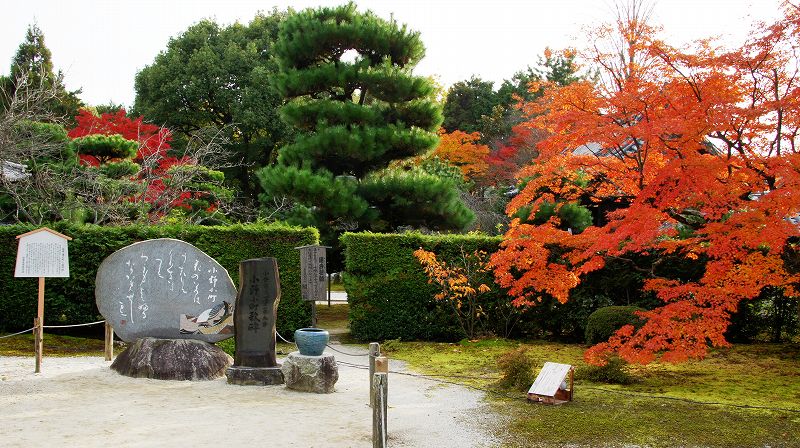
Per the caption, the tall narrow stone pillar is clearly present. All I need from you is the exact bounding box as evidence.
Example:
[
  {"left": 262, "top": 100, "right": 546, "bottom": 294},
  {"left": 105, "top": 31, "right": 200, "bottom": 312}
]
[{"left": 226, "top": 257, "right": 284, "bottom": 385}]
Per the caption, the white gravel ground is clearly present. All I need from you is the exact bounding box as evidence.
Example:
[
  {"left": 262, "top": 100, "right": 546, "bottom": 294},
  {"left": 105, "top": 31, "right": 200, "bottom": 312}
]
[{"left": 0, "top": 346, "right": 499, "bottom": 448}]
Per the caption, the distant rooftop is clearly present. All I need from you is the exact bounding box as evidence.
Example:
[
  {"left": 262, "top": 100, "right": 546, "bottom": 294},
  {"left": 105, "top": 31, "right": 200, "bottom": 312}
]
[{"left": 0, "top": 161, "right": 29, "bottom": 181}]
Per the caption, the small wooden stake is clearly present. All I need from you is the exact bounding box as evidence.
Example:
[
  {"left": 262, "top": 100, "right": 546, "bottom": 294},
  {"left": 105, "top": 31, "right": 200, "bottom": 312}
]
[
  {"left": 369, "top": 342, "right": 380, "bottom": 407},
  {"left": 104, "top": 322, "right": 114, "bottom": 361},
  {"left": 372, "top": 372, "right": 388, "bottom": 448}
]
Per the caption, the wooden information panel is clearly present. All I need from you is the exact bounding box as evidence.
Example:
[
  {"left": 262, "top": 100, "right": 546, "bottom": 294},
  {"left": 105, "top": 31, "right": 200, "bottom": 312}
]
[
  {"left": 297, "top": 245, "right": 327, "bottom": 302},
  {"left": 14, "top": 228, "right": 71, "bottom": 278},
  {"left": 14, "top": 227, "right": 72, "bottom": 373}
]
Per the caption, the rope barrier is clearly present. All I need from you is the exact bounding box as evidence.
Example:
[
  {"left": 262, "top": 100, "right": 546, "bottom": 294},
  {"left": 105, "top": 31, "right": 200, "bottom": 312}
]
[
  {"left": 8, "top": 321, "right": 795, "bottom": 415},
  {"left": 275, "top": 330, "right": 293, "bottom": 345},
  {"left": 0, "top": 320, "right": 105, "bottom": 339},
  {"left": 325, "top": 344, "right": 371, "bottom": 357},
  {"left": 581, "top": 386, "right": 800, "bottom": 414},
  {"left": 0, "top": 327, "right": 35, "bottom": 339},
  {"left": 43, "top": 320, "right": 105, "bottom": 329},
  {"left": 334, "top": 360, "right": 800, "bottom": 413}
]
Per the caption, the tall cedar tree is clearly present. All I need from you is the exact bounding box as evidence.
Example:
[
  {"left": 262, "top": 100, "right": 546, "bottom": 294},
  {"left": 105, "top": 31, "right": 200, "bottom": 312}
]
[
  {"left": 259, "top": 3, "right": 473, "bottom": 240},
  {"left": 1, "top": 24, "right": 82, "bottom": 122},
  {"left": 133, "top": 11, "right": 292, "bottom": 202},
  {"left": 490, "top": 2, "right": 800, "bottom": 365}
]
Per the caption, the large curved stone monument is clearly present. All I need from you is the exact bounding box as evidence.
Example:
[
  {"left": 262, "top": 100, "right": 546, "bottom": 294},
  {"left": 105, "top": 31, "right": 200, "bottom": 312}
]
[{"left": 96, "top": 239, "right": 237, "bottom": 343}]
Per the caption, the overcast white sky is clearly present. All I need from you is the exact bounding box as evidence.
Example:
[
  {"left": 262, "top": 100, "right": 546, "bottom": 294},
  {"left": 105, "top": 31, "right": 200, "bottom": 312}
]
[{"left": 2, "top": 0, "right": 783, "bottom": 107}]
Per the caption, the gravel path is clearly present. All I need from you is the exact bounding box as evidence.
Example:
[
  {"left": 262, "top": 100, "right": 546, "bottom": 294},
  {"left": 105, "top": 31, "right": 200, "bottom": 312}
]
[{"left": 0, "top": 346, "right": 499, "bottom": 447}]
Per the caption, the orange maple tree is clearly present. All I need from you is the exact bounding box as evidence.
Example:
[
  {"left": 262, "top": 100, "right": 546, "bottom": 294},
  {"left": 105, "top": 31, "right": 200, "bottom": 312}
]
[
  {"left": 432, "top": 128, "right": 490, "bottom": 181},
  {"left": 491, "top": 2, "right": 800, "bottom": 365}
]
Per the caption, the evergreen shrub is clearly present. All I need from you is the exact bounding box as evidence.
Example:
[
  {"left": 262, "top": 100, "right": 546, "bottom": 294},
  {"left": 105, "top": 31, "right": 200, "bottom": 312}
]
[
  {"left": 577, "top": 356, "right": 635, "bottom": 384},
  {"left": 584, "top": 305, "right": 645, "bottom": 344}
]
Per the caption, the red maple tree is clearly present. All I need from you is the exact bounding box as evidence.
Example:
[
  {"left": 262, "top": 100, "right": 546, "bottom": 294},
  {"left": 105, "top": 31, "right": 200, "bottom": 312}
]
[
  {"left": 491, "top": 2, "right": 800, "bottom": 364},
  {"left": 68, "top": 109, "right": 218, "bottom": 219},
  {"left": 68, "top": 109, "right": 178, "bottom": 168}
]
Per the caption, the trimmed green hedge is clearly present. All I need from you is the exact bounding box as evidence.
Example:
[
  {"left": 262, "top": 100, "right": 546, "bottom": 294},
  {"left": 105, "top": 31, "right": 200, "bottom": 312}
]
[
  {"left": 0, "top": 223, "right": 318, "bottom": 336},
  {"left": 341, "top": 231, "right": 506, "bottom": 341}
]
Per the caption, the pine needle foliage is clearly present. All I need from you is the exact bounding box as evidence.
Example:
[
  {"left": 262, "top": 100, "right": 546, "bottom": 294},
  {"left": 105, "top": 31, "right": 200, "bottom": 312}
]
[{"left": 259, "top": 3, "right": 473, "bottom": 239}]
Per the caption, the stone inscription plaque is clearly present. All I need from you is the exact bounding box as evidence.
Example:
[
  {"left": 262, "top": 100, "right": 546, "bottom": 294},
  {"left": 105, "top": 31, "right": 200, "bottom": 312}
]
[
  {"left": 15, "top": 229, "right": 70, "bottom": 278},
  {"left": 232, "top": 258, "right": 281, "bottom": 368},
  {"left": 298, "top": 245, "right": 326, "bottom": 302},
  {"left": 95, "top": 238, "right": 237, "bottom": 343}
]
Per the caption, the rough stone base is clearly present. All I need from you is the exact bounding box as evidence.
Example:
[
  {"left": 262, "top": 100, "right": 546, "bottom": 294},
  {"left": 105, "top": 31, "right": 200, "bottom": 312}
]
[
  {"left": 226, "top": 365, "right": 284, "bottom": 385},
  {"left": 111, "top": 337, "right": 232, "bottom": 381},
  {"left": 281, "top": 352, "right": 338, "bottom": 394}
]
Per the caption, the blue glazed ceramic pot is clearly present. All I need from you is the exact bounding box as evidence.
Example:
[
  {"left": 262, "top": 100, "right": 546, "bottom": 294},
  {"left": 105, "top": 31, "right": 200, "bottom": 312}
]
[{"left": 294, "top": 328, "right": 329, "bottom": 356}]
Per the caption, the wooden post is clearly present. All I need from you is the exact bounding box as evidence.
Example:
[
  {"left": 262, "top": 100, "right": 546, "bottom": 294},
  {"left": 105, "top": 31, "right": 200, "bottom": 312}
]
[
  {"left": 375, "top": 356, "right": 388, "bottom": 412},
  {"left": 311, "top": 302, "right": 317, "bottom": 328},
  {"left": 375, "top": 356, "right": 388, "bottom": 374},
  {"left": 372, "top": 372, "right": 388, "bottom": 448},
  {"left": 369, "top": 342, "right": 380, "bottom": 407},
  {"left": 569, "top": 367, "right": 574, "bottom": 401},
  {"left": 327, "top": 274, "right": 332, "bottom": 307},
  {"left": 104, "top": 322, "right": 114, "bottom": 361},
  {"left": 35, "top": 276, "right": 45, "bottom": 373},
  {"left": 33, "top": 317, "right": 42, "bottom": 373}
]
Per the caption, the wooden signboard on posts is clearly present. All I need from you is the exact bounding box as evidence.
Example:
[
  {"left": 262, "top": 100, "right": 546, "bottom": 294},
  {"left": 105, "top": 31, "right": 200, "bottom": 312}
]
[
  {"left": 527, "top": 362, "right": 574, "bottom": 405},
  {"left": 14, "top": 227, "right": 71, "bottom": 373},
  {"left": 296, "top": 245, "right": 329, "bottom": 327}
]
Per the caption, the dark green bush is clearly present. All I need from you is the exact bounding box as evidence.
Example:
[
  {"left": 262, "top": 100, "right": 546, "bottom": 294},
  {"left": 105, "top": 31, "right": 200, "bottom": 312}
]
[
  {"left": 584, "top": 305, "right": 645, "bottom": 344},
  {"left": 577, "top": 356, "right": 635, "bottom": 384},
  {"left": 0, "top": 223, "right": 317, "bottom": 336},
  {"left": 495, "top": 347, "right": 538, "bottom": 391}
]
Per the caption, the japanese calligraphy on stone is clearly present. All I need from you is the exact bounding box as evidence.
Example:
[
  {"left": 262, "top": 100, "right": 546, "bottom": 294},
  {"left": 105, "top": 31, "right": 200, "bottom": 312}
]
[
  {"left": 231, "top": 258, "right": 281, "bottom": 368},
  {"left": 95, "top": 238, "right": 237, "bottom": 343},
  {"left": 14, "top": 230, "right": 70, "bottom": 278},
  {"left": 298, "top": 245, "right": 327, "bottom": 302}
]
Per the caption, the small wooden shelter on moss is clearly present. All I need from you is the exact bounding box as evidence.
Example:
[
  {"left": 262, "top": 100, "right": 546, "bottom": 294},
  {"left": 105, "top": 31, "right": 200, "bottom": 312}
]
[{"left": 527, "top": 362, "right": 574, "bottom": 405}]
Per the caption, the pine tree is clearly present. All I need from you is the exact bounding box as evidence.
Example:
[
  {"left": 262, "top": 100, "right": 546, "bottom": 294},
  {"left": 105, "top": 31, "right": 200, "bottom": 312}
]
[{"left": 259, "top": 3, "right": 473, "bottom": 239}]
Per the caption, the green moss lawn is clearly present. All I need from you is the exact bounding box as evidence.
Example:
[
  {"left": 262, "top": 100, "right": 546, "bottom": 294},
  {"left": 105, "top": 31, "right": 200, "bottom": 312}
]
[{"left": 383, "top": 339, "right": 800, "bottom": 447}]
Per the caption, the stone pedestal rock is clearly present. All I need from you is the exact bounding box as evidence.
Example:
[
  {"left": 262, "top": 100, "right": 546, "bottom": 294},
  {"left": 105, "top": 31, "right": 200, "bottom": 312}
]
[
  {"left": 111, "top": 337, "right": 232, "bottom": 380},
  {"left": 281, "top": 352, "right": 338, "bottom": 393}
]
